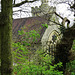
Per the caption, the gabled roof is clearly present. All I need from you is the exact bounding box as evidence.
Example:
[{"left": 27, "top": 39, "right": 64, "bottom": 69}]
[{"left": 12, "top": 16, "right": 48, "bottom": 43}]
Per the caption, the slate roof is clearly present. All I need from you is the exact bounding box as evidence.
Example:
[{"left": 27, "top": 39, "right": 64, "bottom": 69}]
[{"left": 12, "top": 15, "right": 48, "bottom": 43}]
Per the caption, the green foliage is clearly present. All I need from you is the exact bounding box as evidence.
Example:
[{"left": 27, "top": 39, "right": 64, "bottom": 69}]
[
  {"left": 70, "top": 60, "right": 75, "bottom": 75},
  {"left": 18, "top": 29, "right": 40, "bottom": 42},
  {"left": 66, "top": 60, "right": 75, "bottom": 75},
  {"left": 13, "top": 29, "right": 40, "bottom": 63},
  {"left": 13, "top": 61, "right": 63, "bottom": 75},
  {"left": 12, "top": 42, "right": 29, "bottom": 63},
  {"left": 13, "top": 49, "right": 63, "bottom": 75},
  {"left": 42, "top": 23, "right": 48, "bottom": 28},
  {"left": 53, "top": 18, "right": 55, "bottom": 22},
  {"left": 18, "top": 30, "right": 24, "bottom": 35},
  {"left": 13, "top": 28, "right": 63, "bottom": 75},
  {"left": 66, "top": 40, "right": 75, "bottom": 75},
  {"left": 72, "top": 40, "right": 75, "bottom": 50}
]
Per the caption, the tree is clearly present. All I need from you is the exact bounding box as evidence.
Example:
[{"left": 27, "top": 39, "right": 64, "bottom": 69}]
[
  {"left": 53, "top": 1, "right": 75, "bottom": 74},
  {"left": 0, "top": 0, "right": 38, "bottom": 75},
  {"left": 0, "top": 0, "right": 13, "bottom": 75},
  {"left": 55, "top": 24, "right": 75, "bottom": 73}
]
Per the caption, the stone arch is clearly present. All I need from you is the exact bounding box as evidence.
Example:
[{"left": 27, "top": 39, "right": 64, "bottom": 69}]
[
  {"left": 48, "top": 30, "right": 60, "bottom": 44},
  {"left": 41, "top": 26, "right": 61, "bottom": 59},
  {"left": 41, "top": 25, "right": 61, "bottom": 46}
]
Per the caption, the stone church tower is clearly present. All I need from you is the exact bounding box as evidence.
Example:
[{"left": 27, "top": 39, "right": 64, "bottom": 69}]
[
  {"left": 32, "top": 0, "right": 56, "bottom": 16},
  {"left": 32, "top": 0, "right": 61, "bottom": 44}
]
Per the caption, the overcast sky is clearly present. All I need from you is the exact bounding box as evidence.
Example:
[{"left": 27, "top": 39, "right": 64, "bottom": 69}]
[
  {"left": 0, "top": 0, "right": 74, "bottom": 26},
  {"left": 13, "top": 0, "right": 74, "bottom": 27},
  {"left": 56, "top": 3, "right": 74, "bottom": 27}
]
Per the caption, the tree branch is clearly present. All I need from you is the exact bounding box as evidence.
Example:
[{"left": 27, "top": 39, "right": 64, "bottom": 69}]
[
  {"left": 13, "top": 0, "right": 39, "bottom": 7},
  {"left": 54, "top": 12, "right": 70, "bottom": 24},
  {"left": 70, "top": 3, "right": 75, "bottom": 9},
  {"left": 49, "top": 19, "right": 63, "bottom": 26}
]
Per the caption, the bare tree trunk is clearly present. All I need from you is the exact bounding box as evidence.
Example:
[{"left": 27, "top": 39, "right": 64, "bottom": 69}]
[{"left": 1, "top": 0, "right": 13, "bottom": 75}]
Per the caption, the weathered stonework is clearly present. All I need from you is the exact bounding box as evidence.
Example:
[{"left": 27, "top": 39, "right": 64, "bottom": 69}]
[
  {"left": 31, "top": 0, "right": 61, "bottom": 47},
  {"left": 32, "top": 0, "right": 54, "bottom": 16}
]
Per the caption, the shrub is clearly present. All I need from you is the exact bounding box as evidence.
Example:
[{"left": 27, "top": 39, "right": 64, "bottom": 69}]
[{"left": 13, "top": 27, "right": 63, "bottom": 75}]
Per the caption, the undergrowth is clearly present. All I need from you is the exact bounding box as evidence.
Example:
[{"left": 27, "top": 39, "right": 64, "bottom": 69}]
[
  {"left": 12, "top": 26, "right": 63, "bottom": 75},
  {"left": 66, "top": 40, "right": 75, "bottom": 75}
]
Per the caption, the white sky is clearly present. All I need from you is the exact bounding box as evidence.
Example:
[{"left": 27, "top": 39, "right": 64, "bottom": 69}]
[
  {"left": 0, "top": 0, "right": 74, "bottom": 26},
  {"left": 13, "top": 0, "right": 41, "bottom": 18},
  {"left": 13, "top": 0, "right": 74, "bottom": 27},
  {"left": 56, "top": 3, "right": 74, "bottom": 27}
]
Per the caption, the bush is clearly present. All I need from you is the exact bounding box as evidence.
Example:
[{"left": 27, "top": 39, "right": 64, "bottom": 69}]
[
  {"left": 13, "top": 28, "right": 63, "bottom": 75},
  {"left": 13, "top": 55, "right": 63, "bottom": 75},
  {"left": 66, "top": 40, "right": 75, "bottom": 75}
]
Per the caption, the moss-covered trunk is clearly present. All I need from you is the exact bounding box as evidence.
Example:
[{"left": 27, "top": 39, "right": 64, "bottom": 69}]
[
  {"left": 1, "top": 0, "right": 13, "bottom": 75},
  {"left": 0, "top": 22, "right": 1, "bottom": 74}
]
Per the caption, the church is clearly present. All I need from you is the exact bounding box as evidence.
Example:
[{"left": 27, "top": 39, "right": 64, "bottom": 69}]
[{"left": 13, "top": 0, "right": 61, "bottom": 57}]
